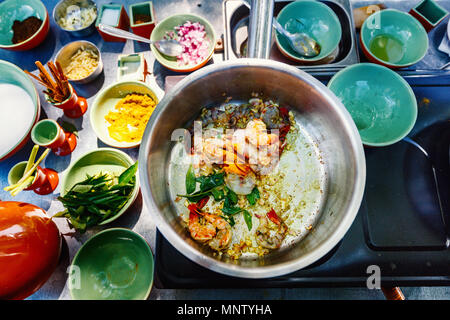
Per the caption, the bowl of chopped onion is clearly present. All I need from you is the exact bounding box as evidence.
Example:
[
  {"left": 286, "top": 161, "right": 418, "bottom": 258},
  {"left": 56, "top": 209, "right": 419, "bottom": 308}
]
[
  {"left": 150, "top": 14, "right": 216, "bottom": 73},
  {"left": 55, "top": 40, "right": 103, "bottom": 84}
]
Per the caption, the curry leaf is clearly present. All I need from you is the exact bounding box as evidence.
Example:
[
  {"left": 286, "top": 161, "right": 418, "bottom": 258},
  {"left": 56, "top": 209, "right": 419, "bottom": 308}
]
[
  {"left": 185, "top": 165, "right": 196, "bottom": 194},
  {"left": 196, "top": 172, "right": 225, "bottom": 191},
  {"left": 246, "top": 186, "right": 260, "bottom": 206},
  {"left": 243, "top": 210, "right": 253, "bottom": 231}
]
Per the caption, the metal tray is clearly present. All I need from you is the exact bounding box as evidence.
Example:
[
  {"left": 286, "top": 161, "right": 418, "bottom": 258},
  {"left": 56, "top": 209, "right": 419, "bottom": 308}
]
[
  {"left": 223, "top": 0, "right": 450, "bottom": 77},
  {"left": 223, "top": 0, "right": 360, "bottom": 70}
]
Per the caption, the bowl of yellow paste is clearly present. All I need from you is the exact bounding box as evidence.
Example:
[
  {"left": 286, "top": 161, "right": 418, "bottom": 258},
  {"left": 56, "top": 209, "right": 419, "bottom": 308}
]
[{"left": 91, "top": 81, "right": 162, "bottom": 148}]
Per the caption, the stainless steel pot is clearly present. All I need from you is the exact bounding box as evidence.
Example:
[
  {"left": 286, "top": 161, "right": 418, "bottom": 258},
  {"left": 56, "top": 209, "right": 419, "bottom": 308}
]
[{"left": 138, "top": 0, "right": 365, "bottom": 278}]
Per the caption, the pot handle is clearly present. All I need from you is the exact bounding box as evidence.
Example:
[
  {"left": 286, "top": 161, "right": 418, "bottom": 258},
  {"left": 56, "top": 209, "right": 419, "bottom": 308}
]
[
  {"left": 247, "top": 0, "right": 275, "bottom": 59},
  {"left": 381, "top": 287, "right": 406, "bottom": 300}
]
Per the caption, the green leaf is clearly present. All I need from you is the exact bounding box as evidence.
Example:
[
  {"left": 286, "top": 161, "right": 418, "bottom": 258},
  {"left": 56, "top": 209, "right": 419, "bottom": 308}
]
[
  {"left": 221, "top": 205, "right": 244, "bottom": 216},
  {"left": 246, "top": 186, "right": 260, "bottom": 206},
  {"left": 211, "top": 187, "right": 225, "bottom": 201},
  {"left": 225, "top": 187, "right": 238, "bottom": 206},
  {"left": 196, "top": 172, "right": 225, "bottom": 191},
  {"left": 243, "top": 210, "right": 252, "bottom": 231},
  {"left": 71, "top": 184, "right": 93, "bottom": 193},
  {"left": 118, "top": 161, "right": 138, "bottom": 186},
  {"left": 185, "top": 165, "right": 196, "bottom": 194}
]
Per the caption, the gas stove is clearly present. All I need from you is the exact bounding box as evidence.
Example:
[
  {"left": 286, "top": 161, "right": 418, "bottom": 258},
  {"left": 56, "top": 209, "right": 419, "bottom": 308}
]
[{"left": 154, "top": 77, "right": 450, "bottom": 289}]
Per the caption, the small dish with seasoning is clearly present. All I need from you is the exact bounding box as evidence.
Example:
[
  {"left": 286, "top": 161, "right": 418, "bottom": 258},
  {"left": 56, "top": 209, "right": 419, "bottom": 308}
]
[
  {"left": 90, "top": 80, "right": 163, "bottom": 148},
  {"left": 55, "top": 40, "right": 103, "bottom": 84},
  {"left": 53, "top": 0, "right": 97, "bottom": 37}
]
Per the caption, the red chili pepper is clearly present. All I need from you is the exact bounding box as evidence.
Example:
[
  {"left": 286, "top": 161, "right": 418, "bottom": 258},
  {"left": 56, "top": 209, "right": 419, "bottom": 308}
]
[
  {"left": 187, "top": 196, "right": 210, "bottom": 216},
  {"left": 187, "top": 203, "right": 201, "bottom": 215},
  {"left": 279, "top": 124, "right": 291, "bottom": 140},
  {"left": 267, "top": 208, "right": 281, "bottom": 225},
  {"left": 279, "top": 107, "right": 289, "bottom": 118},
  {"left": 196, "top": 196, "right": 209, "bottom": 209}
]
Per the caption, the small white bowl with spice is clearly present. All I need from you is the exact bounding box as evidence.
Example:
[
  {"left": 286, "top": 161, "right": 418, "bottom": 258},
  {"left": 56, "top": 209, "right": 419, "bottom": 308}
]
[{"left": 55, "top": 40, "right": 103, "bottom": 84}]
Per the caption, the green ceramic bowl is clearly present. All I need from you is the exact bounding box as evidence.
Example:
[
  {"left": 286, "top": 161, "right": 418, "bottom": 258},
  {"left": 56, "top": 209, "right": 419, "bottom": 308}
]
[
  {"left": 60, "top": 148, "right": 139, "bottom": 225},
  {"left": 360, "top": 9, "right": 428, "bottom": 68},
  {"left": 70, "top": 228, "right": 154, "bottom": 300},
  {"left": 327, "top": 63, "right": 417, "bottom": 147},
  {"left": 275, "top": 0, "right": 342, "bottom": 63},
  {"left": 91, "top": 81, "right": 162, "bottom": 148},
  {"left": 150, "top": 13, "right": 216, "bottom": 72}
]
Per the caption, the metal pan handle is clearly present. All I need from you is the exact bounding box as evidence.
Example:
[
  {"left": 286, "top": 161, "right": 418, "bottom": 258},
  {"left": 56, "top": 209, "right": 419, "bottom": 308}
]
[{"left": 247, "top": 0, "right": 275, "bottom": 59}]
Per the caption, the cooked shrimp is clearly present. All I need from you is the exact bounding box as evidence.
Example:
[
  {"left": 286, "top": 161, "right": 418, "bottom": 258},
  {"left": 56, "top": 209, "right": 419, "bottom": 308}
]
[
  {"left": 225, "top": 172, "right": 256, "bottom": 195},
  {"left": 188, "top": 204, "right": 232, "bottom": 251},
  {"left": 256, "top": 209, "right": 288, "bottom": 249}
]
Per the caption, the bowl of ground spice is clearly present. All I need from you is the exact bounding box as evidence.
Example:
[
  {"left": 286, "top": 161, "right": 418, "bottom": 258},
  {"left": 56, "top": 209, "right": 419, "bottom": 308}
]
[
  {"left": 90, "top": 81, "right": 163, "bottom": 148},
  {"left": 0, "top": 0, "right": 50, "bottom": 51}
]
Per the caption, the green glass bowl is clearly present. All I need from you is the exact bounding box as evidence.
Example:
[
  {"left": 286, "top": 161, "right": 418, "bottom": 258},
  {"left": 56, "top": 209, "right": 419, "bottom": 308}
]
[
  {"left": 69, "top": 228, "right": 154, "bottom": 300},
  {"left": 360, "top": 9, "right": 428, "bottom": 68},
  {"left": 275, "top": 0, "right": 342, "bottom": 62},
  {"left": 60, "top": 148, "right": 139, "bottom": 225},
  {"left": 150, "top": 13, "right": 216, "bottom": 72},
  {"left": 327, "top": 63, "right": 417, "bottom": 147}
]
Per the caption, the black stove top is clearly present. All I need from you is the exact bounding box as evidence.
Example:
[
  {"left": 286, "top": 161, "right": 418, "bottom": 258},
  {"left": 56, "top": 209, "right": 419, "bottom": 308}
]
[{"left": 154, "top": 78, "right": 450, "bottom": 289}]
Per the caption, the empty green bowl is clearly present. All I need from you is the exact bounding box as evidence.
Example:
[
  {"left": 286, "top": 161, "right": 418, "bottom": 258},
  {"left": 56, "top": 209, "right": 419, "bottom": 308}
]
[
  {"left": 360, "top": 9, "right": 428, "bottom": 68},
  {"left": 327, "top": 63, "right": 417, "bottom": 147},
  {"left": 275, "top": 0, "right": 342, "bottom": 62},
  {"left": 69, "top": 228, "right": 154, "bottom": 300},
  {"left": 150, "top": 13, "right": 216, "bottom": 72}
]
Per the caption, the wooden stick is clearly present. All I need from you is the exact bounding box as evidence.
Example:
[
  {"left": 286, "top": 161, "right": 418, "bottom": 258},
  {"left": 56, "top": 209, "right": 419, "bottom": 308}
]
[
  {"left": 24, "top": 70, "right": 52, "bottom": 89},
  {"left": 47, "top": 62, "right": 65, "bottom": 95},
  {"left": 55, "top": 61, "right": 70, "bottom": 97},
  {"left": 35, "top": 61, "right": 57, "bottom": 90}
]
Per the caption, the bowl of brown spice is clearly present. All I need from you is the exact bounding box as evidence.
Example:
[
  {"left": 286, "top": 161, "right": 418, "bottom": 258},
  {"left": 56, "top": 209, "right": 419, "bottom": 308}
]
[{"left": 0, "top": 0, "right": 50, "bottom": 51}]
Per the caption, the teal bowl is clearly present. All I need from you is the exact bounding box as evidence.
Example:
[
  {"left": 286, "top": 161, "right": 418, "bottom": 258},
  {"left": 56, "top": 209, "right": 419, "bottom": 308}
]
[
  {"left": 0, "top": 0, "right": 50, "bottom": 50},
  {"left": 327, "top": 63, "right": 417, "bottom": 147},
  {"left": 360, "top": 9, "right": 428, "bottom": 68},
  {"left": 275, "top": 0, "right": 342, "bottom": 63},
  {"left": 69, "top": 228, "right": 154, "bottom": 300}
]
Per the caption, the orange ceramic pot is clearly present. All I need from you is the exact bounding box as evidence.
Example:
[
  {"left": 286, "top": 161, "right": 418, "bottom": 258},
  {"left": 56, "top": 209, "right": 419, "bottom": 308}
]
[
  {"left": 0, "top": 202, "right": 61, "bottom": 300},
  {"left": 47, "top": 85, "right": 88, "bottom": 119}
]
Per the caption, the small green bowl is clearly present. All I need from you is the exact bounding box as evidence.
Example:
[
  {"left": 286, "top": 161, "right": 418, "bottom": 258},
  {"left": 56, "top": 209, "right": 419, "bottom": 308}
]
[
  {"left": 60, "top": 148, "right": 139, "bottom": 225},
  {"left": 327, "top": 63, "right": 417, "bottom": 147},
  {"left": 69, "top": 228, "right": 154, "bottom": 300},
  {"left": 90, "top": 80, "right": 162, "bottom": 149},
  {"left": 360, "top": 9, "right": 428, "bottom": 68},
  {"left": 8, "top": 161, "right": 29, "bottom": 185},
  {"left": 150, "top": 13, "right": 216, "bottom": 72},
  {"left": 275, "top": 0, "right": 342, "bottom": 63}
]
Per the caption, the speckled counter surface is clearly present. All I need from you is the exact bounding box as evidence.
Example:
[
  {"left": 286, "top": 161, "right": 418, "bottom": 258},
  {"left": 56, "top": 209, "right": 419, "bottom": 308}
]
[{"left": 0, "top": 0, "right": 449, "bottom": 300}]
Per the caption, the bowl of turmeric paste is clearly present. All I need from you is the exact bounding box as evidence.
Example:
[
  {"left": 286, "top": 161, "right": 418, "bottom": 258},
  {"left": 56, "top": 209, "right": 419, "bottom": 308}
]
[{"left": 90, "top": 81, "right": 163, "bottom": 148}]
